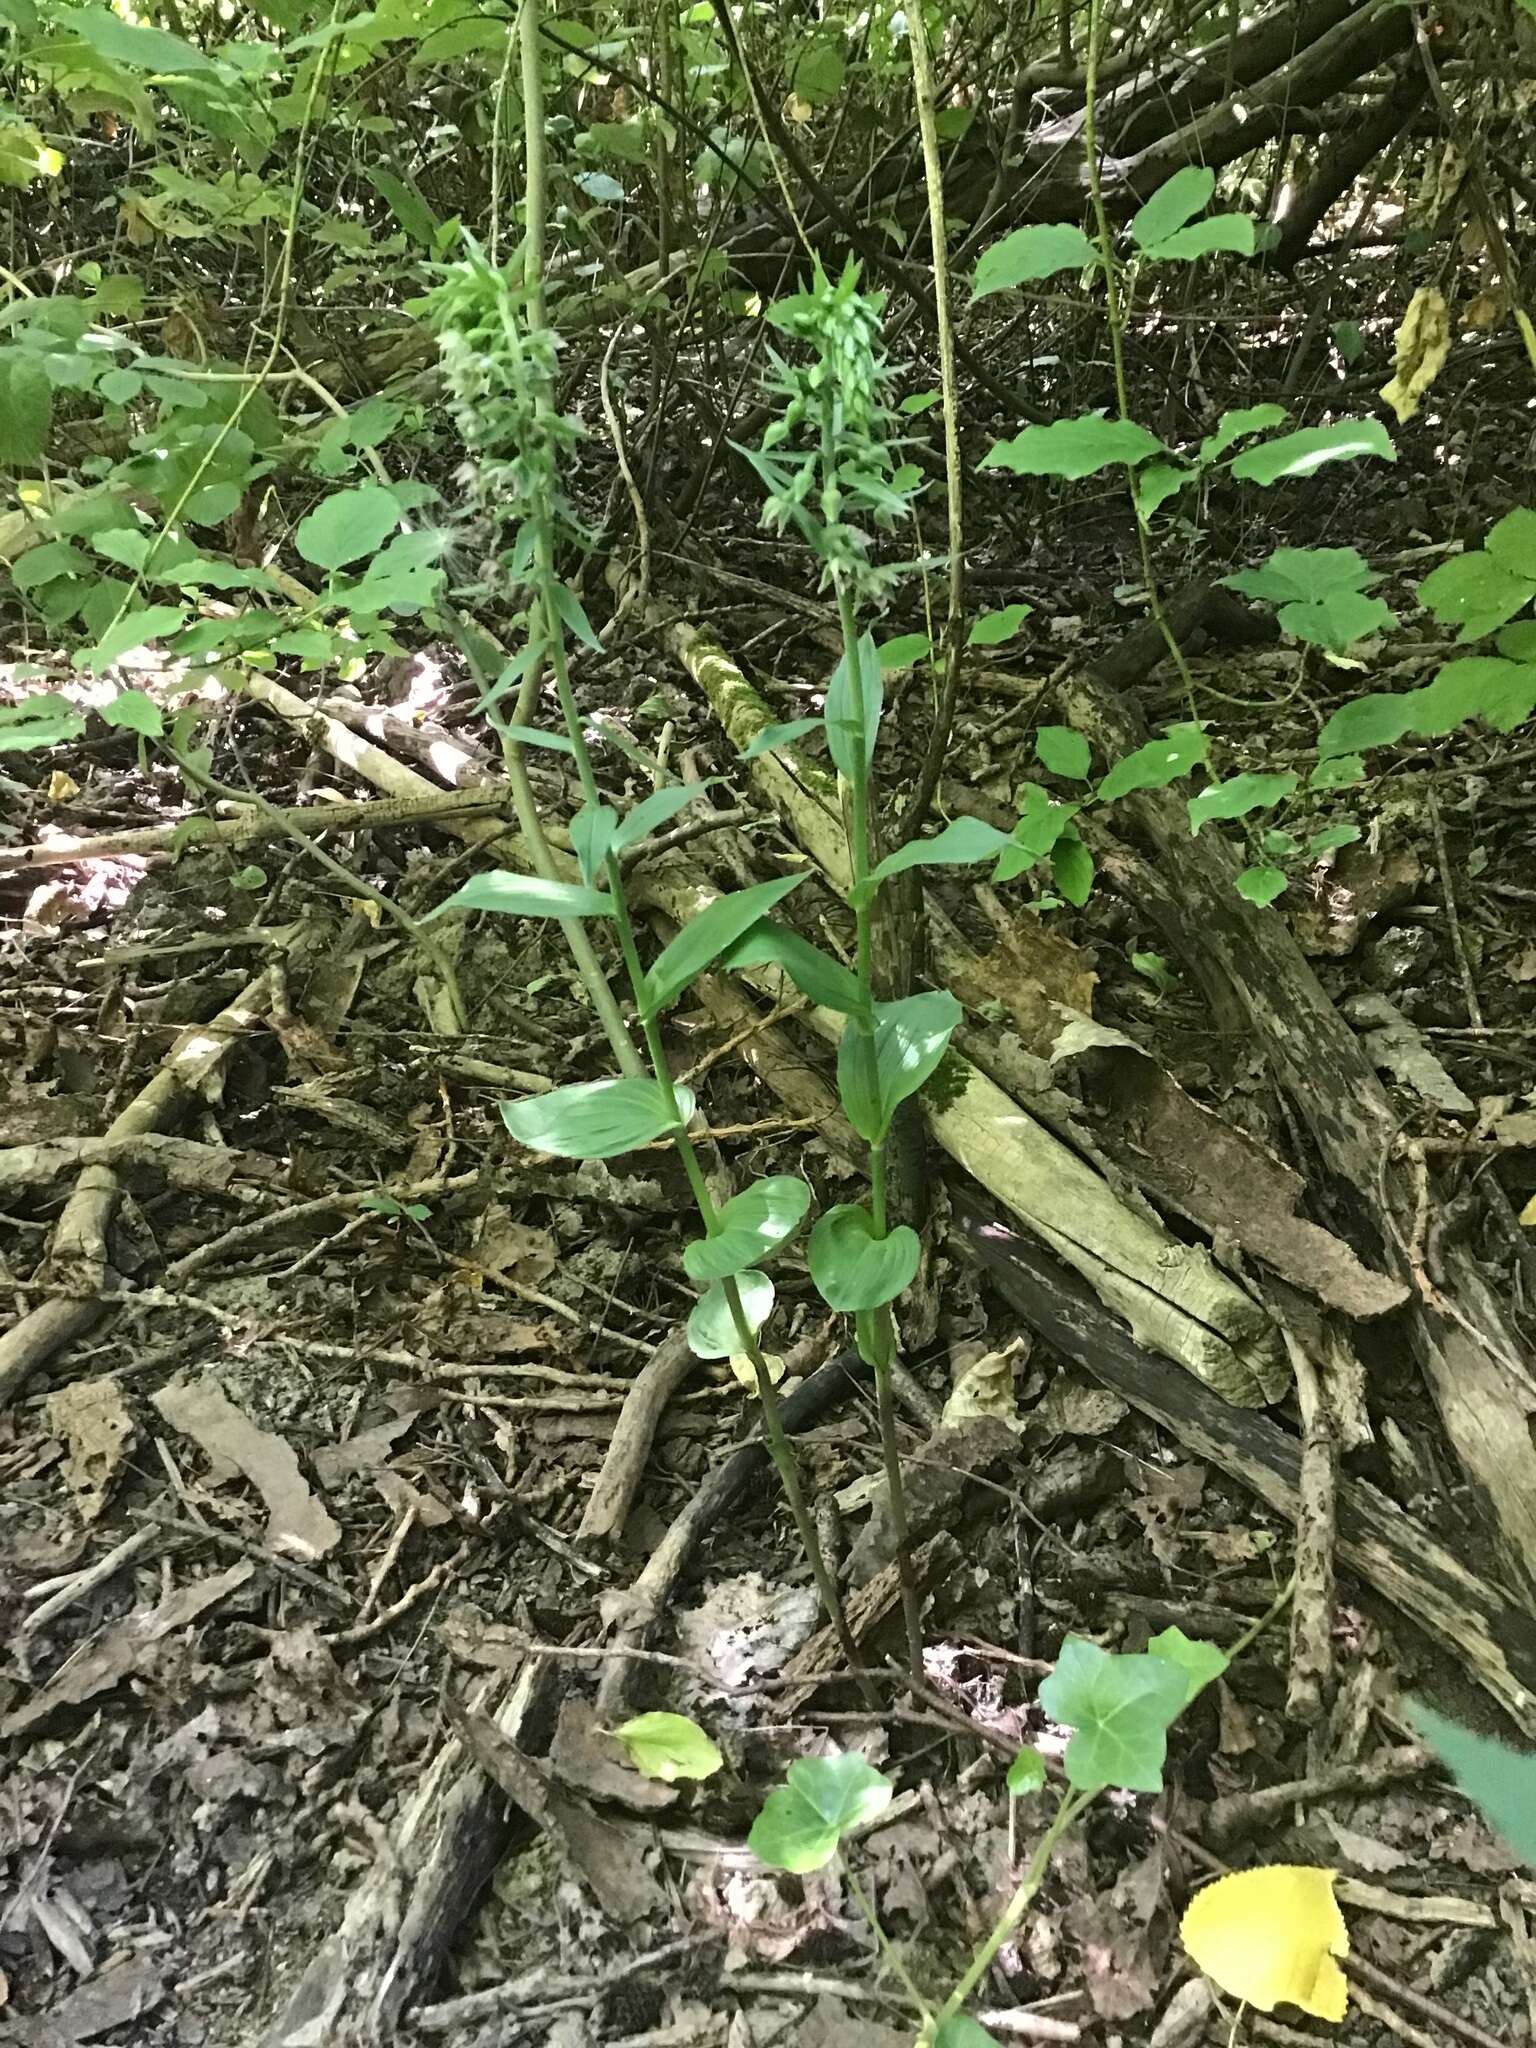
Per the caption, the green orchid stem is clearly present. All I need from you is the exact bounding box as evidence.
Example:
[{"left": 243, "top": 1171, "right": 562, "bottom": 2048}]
[
  {"left": 938, "top": 1787, "right": 1097, "bottom": 2023},
  {"left": 531, "top": 568, "right": 863, "bottom": 1684},
  {"left": 834, "top": 579, "right": 924, "bottom": 1685}
]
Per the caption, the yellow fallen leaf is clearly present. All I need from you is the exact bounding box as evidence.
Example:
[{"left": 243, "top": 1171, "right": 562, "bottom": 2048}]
[
  {"left": 1180, "top": 1866, "right": 1349, "bottom": 2021},
  {"left": 47, "top": 770, "right": 79, "bottom": 803},
  {"left": 1380, "top": 286, "right": 1449, "bottom": 423},
  {"left": 1521, "top": 1191, "right": 1536, "bottom": 1228}
]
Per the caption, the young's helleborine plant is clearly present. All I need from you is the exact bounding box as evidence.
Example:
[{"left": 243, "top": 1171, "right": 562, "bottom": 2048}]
[{"left": 418, "top": 242, "right": 864, "bottom": 1673}]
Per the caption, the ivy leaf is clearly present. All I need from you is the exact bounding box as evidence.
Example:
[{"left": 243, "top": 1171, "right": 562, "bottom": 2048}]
[
  {"left": 425, "top": 873, "right": 615, "bottom": 920},
  {"left": 1006, "top": 1747, "right": 1046, "bottom": 1796},
  {"left": 1147, "top": 1626, "right": 1229, "bottom": 1703},
  {"left": 1181, "top": 1867, "right": 1349, "bottom": 2021},
  {"left": 687, "top": 1271, "right": 773, "bottom": 1358},
  {"left": 973, "top": 222, "right": 1099, "bottom": 297},
  {"left": 967, "top": 603, "right": 1033, "bottom": 647},
  {"left": 1035, "top": 726, "right": 1091, "bottom": 780},
  {"left": 1038, "top": 1636, "right": 1188, "bottom": 1793},
  {"left": 1097, "top": 722, "right": 1209, "bottom": 802},
  {"left": 982, "top": 414, "right": 1162, "bottom": 481},
  {"left": 808, "top": 1204, "right": 921, "bottom": 1312},
  {"left": 609, "top": 1712, "right": 723, "bottom": 1783},
  {"left": 684, "top": 1176, "right": 812, "bottom": 1283},
  {"left": 748, "top": 1753, "right": 894, "bottom": 1873},
  {"left": 501, "top": 1077, "right": 692, "bottom": 1160},
  {"left": 1187, "top": 771, "right": 1298, "bottom": 836},
  {"left": 295, "top": 484, "right": 401, "bottom": 570},
  {"left": 1228, "top": 418, "right": 1395, "bottom": 486}
]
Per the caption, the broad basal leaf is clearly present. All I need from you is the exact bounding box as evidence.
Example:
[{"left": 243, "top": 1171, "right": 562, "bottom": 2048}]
[
  {"left": 687, "top": 1271, "right": 773, "bottom": 1359},
  {"left": 684, "top": 1176, "right": 811, "bottom": 1282},
  {"left": 426, "top": 872, "right": 615, "bottom": 920},
  {"left": 501, "top": 1077, "right": 692, "bottom": 1160},
  {"left": 808, "top": 1204, "right": 920, "bottom": 1312}
]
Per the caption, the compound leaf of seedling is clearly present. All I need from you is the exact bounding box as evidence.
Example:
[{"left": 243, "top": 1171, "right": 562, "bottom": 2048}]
[
  {"left": 1038, "top": 1635, "right": 1188, "bottom": 1793},
  {"left": 687, "top": 1271, "right": 774, "bottom": 1360},
  {"left": 684, "top": 1176, "right": 811, "bottom": 1283},
  {"left": 609, "top": 1712, "right": 723, "bottom": 1783},
  {"left": 501, "top": 1077, "right": 693, "bottom": 1160},
  {"left": 748, "top": 1753, "right": 894, "bottom": 1873},
  {"left": 1181, "top": 1866, "right": 1349, "bottom": 2021},
  {"left": 1147, "top": 1626, "right": 1229, "bottom": 1703}
]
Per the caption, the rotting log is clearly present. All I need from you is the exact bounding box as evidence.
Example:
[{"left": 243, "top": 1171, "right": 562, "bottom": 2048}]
[
  {"left": 1061, "top": 622, "right": 1536, "bottom": 1596},
  {"left": 956, "top": 1195, "right": 1536, "bottom": 1730}
]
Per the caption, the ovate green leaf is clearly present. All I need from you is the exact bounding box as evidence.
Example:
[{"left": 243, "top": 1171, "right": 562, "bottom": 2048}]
[
  {"left": 1228, "top": 418, "right": 1395, "bottom": 486},
  {"left": 610, "top": 1712, "right": 723, "bottom": 1783},
  {"left": 640, "top": 874, "right": 806, "bottom": 1016},
  {"left": 808, "top": 1204, "right": 921, "bottom": 1312},
  {"left": 1097, "top": 721, "right": 1209, "bottom": 802},
  {"left": 684, "top": 1176, "right": 812, "bottom": 1283},
  {"left": 973, "top": 222, "right": 1099, "bottom": 297},
  {"left": 982, "top": 414, "right": 1162, "bottom": 481},
  {"left": 687, "top": 1271, "right": 773, "bottom": 1359},
  {"left": 1187, "top": 771, "right": 1298, "bottom": 836},
  {"left": 295, "top": 483, "right": 401, "bottom": 570},
  {"left": 501, "top": 1077, "right": 692, "bottom": 1159},
  {"left": 1035, "top": 726, "right": 1091, "bottom": 780}
]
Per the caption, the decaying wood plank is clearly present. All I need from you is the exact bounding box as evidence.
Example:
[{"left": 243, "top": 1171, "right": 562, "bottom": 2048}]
[
  {"left": 956, "top": 1194, "right": 1536, "bottom": 1728},
  {"left": 1064, "top": 653, "right": 1536, "bottom": 1594}
]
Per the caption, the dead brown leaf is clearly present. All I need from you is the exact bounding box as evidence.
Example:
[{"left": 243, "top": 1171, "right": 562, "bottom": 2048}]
[
  {"left": 45, "top": 1375, "right": 136, "bottom": 1521},
  {"left": 153, "top": 1373, "right": 341, "bottom": 1561}
]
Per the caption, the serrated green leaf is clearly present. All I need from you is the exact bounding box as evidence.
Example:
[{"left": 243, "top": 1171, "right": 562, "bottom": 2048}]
[
  {"left": 857, "top": 816, "right": 1013, "bottom": 903},
  {"left": 501, "top": 1077, "right": 692, "bottom": 1160},
  {"left": 1147, "top": 1626, "right": 1229, "bottom": 1702},
  {"left": 973, "top": 222, "right": 1099, "bottom": 297},
  {"left": 1038, "top": 1636, "right": 1188, "bottom": 1793},
  {"left": 1418, "top": 549, "right": 1536, "bottom": 643},
  {"left": 1199, "top": 404, "right": 1288, "bottom": 465},
  {"left": 982, "top": 414, "right": 1162, "bottom": 481},
  {"left": 968, "top": 603, "right": 1033, "bottom": 647},
  {"left": 1097, "top": 721, "right": 1209, "bottom": 802},
  {"left": 295, "top": 483, "right": 400, "bottom": 571},
  {"left": 687, "top": 1271, "right": 773, "bottom": 1359},
  {"left": 1223, "top": 545, "right": 1376, "bottom": 605},
  {"left": 426, "top": 872, "right": 615, "bottom": 920},
  {"left": 1035, "top": 726, "right": 1091, "bottom": 780},
  {"left": 684, "top": 1176, "right": 811, "bottom": 1282},
  {"left": 749, "top": 1753, "right": 893, "bottom": 1873},
  {"left": 0, "top": 693, "right": 86, "bottom": 751},
  {"left": 1187, "top": 771, "right": 1298, "bottom": 836},
  {"left": 1235, "top": 865, "right": 1287, "bottom": 906},
  {"left": 1229, "top": 418, "right": 1395, "bottom": 486},
  {"left": 1128, "top": 165, "right": 1215, "bottom": 253},
  {"left": 808, "top": 1204, "right": 920, "bottom": 1312},
  {"left": 641, "top": 874, "right": 806, "bottom": 1016},
  {"left": 1279, "top": 588, "right": 1395, "bottom": 653},
  {"left": 609, "top": 1712, "right": 723, "bottom": 1783}
]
